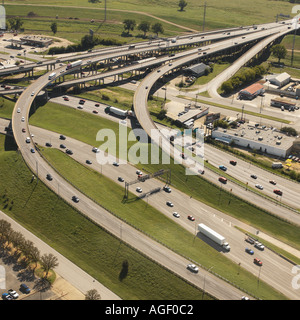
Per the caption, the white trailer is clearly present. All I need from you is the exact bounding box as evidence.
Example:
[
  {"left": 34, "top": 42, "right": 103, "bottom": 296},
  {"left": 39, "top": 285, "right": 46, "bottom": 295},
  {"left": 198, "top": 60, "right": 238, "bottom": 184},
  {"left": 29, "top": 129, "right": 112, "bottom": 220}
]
[
  {"left": 107, "top": 106, "right": 128, "bottom": 117},
  {"left": 198, "top": 223, "right": 230, "bottom": 251},
  {"left": 272, "top": 162, "right": 283, "bottom": 169},
  {"left": 48, "top": 72, "right": 56, "bottom": 80},
  {"left": 66, "top": 60, "right": 83, "bottom": 70}
]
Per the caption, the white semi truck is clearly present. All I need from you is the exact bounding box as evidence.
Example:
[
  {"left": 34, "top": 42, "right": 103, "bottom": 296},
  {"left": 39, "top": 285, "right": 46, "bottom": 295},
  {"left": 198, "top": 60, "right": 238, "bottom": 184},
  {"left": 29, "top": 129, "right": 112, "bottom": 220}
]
[
  {"left": 66, "top": 60, "right": 83, "bottom": 70},
  {"left": 106, "top": 106, "right": 128, "bottom": 117},
  {"left": 198, "top": 223, "right": 230, "bottom": 251}
]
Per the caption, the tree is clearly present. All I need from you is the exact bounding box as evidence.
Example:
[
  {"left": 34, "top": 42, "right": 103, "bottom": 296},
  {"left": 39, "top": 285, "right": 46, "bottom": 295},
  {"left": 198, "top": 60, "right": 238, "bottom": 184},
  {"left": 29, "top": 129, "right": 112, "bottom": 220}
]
[
  {"left": 220, "top": 80, "right": 234, "bottom": 94},
  {"left": 178, "top": 0, "right": 188, "bottom": 11},
  {"left": 138, "top": 21, "right": 150, "bottom": 37},
  {"left": 123, "top": 19, "right": 136, "bottom": 34},
  {"left": 51, "top": 22, "right": 57, "bottom": 35},
  {"left": 151, "top": 22, "right": 164, "bottom": 36},
  {"left": 8, "top": 17, "right": 23, "bottom": 31},
  {"left": 271, "top": 44, "right": 287, "bottom": 63},
  {"left": 85, "top": 289, "right": 101, "bottom": 300},
  {"left": 40, "top": 253, "right": 59, "bottom": 277}
]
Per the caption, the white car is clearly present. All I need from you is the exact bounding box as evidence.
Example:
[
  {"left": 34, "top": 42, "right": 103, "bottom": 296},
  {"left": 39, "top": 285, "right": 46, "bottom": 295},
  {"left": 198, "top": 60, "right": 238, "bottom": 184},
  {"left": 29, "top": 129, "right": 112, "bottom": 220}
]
[
  {"left": 136, "top": 187, "right": 142, "bottom": 193},
  {"left": 8, "top": 289, "right": 19, "bottom": 299},
  {"left": 21, "top": 117, "right": 25, "bottom": 122},
  {"left": 136, "top": 170, "right": 142, "bottom": 175},
  {"left": 25, "top": 137, "right": 30, "bottom": 143},
  {"left": 92, "top": 147, "right": 100, "bottom": 153},
  {"left": 17, "top": 108, "right": 21, "bottom": 113},
  {"left": 31, "top": 91, "right": 34, "bottom": 96},
  {"left": 173, "top": 212, "right": 180, "bottom": 218},
  {"left": 255, "top": 184, "right": 263, "bottom": 190},
  {"left": 187, "top": 264, "right": 198, "bottom": 273},
  {"left": 77, "top": 105, "right": 83, "bottom": 109},
  {"left": 254, "top": 241, "right": 265, "bottom": 250},
  {"left": 113, "top": 162, "right": 119, "bottom": 167}
]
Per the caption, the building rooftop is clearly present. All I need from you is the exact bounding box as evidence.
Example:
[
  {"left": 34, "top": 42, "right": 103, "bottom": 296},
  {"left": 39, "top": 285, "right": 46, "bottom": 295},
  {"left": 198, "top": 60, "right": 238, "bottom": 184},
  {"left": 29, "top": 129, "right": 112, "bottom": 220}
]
[{"left": 213, "top": 122, "right": 295, "bottom": 149}]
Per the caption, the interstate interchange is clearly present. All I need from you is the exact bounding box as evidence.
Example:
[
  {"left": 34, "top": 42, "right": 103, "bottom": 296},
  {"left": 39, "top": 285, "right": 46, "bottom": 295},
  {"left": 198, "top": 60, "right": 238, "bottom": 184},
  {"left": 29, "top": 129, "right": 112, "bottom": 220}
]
[{"left": 3, "top": 18, "right": 300, "bottom": 299}]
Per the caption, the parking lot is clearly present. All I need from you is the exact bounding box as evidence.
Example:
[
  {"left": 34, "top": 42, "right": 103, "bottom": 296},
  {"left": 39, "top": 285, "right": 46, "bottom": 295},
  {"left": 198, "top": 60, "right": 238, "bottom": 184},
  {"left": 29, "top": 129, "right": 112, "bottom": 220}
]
[{"left": 0, "top": 252, "right": 57, "bottom": 300}]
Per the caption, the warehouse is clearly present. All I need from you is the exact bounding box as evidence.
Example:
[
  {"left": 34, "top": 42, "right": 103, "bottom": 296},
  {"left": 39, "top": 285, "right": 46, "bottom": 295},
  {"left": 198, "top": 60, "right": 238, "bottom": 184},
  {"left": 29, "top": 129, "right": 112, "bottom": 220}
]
[
  {"left": 238, "top": 83, "right": 265, "bottom": 100},
  {"left": 211, "top": 124, "right": 295, "bottom": 158},
  {"left": 268, "top": 72, "right": 291, "bottom": 88},
  {"left": 184, "top": 63, "right": 208, "bottom": 78},
  {"left": 270, "top": 98, "right": 296, "bottom": 110}
]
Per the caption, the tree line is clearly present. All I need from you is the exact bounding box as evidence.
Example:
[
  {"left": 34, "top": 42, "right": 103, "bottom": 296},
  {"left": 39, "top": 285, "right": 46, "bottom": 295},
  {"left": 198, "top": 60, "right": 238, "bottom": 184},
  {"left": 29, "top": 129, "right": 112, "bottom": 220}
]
[{"left": 0, "top": 219, "right": 58, "bottom": 279}]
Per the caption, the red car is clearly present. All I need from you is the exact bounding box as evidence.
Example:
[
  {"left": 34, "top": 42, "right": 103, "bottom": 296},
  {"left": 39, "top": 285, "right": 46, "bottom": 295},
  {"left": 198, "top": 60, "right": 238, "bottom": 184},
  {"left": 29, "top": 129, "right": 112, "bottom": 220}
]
[
  {"left": 187, "top": 215, "right": 195, "bottom": 221},
  {"left": 219, "top": 177, "right": 227, "bottom": 184},
  {"left": 63, "top": 97, "right": 69, "bottom": 101},
  {"left": 254, "top": 258, "right": 262, "bottom": 266},
  {"left": 274, "top": 189, "right": 282, "bottom": 196}
]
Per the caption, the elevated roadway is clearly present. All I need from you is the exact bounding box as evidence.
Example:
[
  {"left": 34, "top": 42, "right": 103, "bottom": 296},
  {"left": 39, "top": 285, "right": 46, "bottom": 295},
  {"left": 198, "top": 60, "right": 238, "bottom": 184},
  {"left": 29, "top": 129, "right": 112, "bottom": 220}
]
[{"left": 9, "top": 19, "right": 300, "bottom": 300}]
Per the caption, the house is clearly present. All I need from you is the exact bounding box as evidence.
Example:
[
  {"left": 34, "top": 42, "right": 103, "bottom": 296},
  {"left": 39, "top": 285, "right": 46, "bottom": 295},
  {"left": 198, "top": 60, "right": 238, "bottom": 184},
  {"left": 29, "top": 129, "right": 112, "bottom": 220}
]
[{"left": 238, "top": 83, "right": 265, "bottom": 100}]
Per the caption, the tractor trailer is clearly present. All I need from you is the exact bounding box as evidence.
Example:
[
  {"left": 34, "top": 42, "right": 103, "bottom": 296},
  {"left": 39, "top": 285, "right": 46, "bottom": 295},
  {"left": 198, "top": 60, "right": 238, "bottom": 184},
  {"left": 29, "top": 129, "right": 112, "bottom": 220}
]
[
  {"left": 66, "top": 60, "right": 83, "bottom": 70},
  {"left": 198, "top": 223, "right": 230, "bottom": 251},
  {"left": 106, "top": 106, "right": 128, "bottom": 117}
]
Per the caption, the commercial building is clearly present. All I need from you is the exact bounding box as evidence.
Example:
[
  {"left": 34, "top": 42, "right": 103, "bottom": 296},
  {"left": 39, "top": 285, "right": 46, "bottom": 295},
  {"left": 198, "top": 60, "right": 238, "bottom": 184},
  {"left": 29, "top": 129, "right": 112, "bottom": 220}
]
[
  {"left": 238, "top": 83, "right": 265, "bottom": 100},
  {"left": 268, "top": 72, "right": 291, "bottom": 88},
  {"left": 270, "top": 98, "right": 296, "bottom": 110},
  {"left": 211, "top": 123, "right": 295, "bottom": 158},
  {"left": 19, "top": 35, "right": 53, "bottom": 47},
  {"left": 184, "top": 63, "right": 208, "bottom": 78}
]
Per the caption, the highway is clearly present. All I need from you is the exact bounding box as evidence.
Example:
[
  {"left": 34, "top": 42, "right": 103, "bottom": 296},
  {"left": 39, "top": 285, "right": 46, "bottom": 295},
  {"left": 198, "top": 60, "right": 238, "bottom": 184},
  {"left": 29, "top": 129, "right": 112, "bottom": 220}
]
[{"left": 8, "top": 18, "right": 300, "bottom": 300}]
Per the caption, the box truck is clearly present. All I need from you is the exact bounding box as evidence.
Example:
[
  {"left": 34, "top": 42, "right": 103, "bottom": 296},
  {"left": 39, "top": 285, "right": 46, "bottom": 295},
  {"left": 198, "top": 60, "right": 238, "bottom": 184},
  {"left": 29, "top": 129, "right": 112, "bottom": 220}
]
[{"left": 198, "top": 223, "right": 230, "bottom": 251}]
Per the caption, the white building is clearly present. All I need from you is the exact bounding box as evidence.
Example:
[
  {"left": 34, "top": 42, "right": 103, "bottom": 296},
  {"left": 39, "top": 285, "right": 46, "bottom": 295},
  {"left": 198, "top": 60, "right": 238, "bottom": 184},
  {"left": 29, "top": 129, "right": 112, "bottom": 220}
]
[
  {"left": 211, "top": 124, "right": 295, "bottom": 158},
  {"left": 269, "top": 72, "right": 291, "bottom": 88}
]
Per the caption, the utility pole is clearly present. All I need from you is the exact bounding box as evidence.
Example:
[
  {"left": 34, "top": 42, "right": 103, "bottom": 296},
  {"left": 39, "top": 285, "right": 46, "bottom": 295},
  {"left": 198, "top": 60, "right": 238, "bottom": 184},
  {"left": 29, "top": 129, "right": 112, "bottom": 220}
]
[
  {"left": 291, "top": 19, "right": 298, "bottom": 67},
  {"left": 104, "top": 0, "right": 107, "bottom": 22}
]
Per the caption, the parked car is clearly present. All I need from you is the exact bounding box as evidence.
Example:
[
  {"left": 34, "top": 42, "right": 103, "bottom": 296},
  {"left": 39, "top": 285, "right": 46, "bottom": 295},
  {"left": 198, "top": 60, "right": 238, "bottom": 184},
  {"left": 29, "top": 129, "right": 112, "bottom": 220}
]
[
  {"left": 187, "top": 264, "right": 199, "bottom": 273},
  {"left": 2, "top": 293, "right": 13, "bottom": 300},
  {"left": 8, "top": 289, "right": 19, "bottom": 299},
  {"left": 20, "top": 283, "right": 31, "bottom": 294}
]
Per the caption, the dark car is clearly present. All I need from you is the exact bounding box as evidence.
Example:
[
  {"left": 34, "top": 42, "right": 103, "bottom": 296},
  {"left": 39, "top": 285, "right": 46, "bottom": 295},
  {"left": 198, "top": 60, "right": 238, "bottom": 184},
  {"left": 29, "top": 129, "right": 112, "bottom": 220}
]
[
  {"left": 46, "top": 174, "right": 53, "bottom": 181},
  {"left": 20, "top": 283, "right": 31, "bottom": 294},
  {"left": 251, "top": 174, "right": 257, "bottom": 179},
  {"left": 230, "top": 160, "right": 237, "bottom": 166},
  {"left": 60, "top": 144, "right": 66, "bottom": 149},
  {"left": 66, "top": 149, "right": 73, "bottom": 155},
  {"left": 86, "top": 160, "right": 92, "bottom": 165},
  {"left": 45, "top": 142, "right": 52, "bottom": 147},
  {"left": 245, "top": 248, "right": 254, "bottom": 255},
  {"left": 72, "top": 196, "right": 79, "bottom": 203},
  {"left": 274, "top": 189, "right": 283, "bottom": 196},
  {"left": 59, "top": 134, "right": 66, "bottom": 140}
]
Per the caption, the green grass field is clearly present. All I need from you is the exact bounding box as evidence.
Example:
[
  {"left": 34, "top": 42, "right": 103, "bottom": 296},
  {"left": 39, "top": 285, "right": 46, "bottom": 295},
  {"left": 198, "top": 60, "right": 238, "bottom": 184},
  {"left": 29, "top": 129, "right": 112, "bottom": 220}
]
[
  {"left": 40, "top": 144, "right": 287, "bottom": 300},
  {"left": 28, "top": 102, "right": 300, "bottom": 255},
  {"left": 0, "top": 133, "right": 216, "bottom": 300},
  {"left": 4, "top": 0, "right": 299, "bottom": 43}
]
